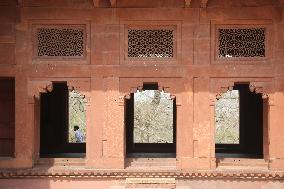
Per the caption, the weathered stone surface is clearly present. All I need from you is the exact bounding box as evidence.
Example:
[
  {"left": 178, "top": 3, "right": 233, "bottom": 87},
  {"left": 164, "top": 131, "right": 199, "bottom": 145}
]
[{"left": 0, "top": 0, "right": 284, "bottom": 188}]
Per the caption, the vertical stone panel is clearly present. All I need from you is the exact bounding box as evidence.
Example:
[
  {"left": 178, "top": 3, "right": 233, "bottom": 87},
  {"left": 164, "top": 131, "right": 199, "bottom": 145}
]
[
  {"left": 192, "top": 77, "right": 211, "bottom": 168},
  {"left": 269, "top": 78, "right": 284, "bottom": 162},
  {"left": 92, "top": 24, "right": 120, "bottom": 65},
  {"left": 15, "top": 75, "right": 32, "bottom": 168},
  {"left": 181, "top": 24, "right": 194, "bottom": 64},
  {"left": 86, "top": 77, "right": 104, "bottom": 166}
]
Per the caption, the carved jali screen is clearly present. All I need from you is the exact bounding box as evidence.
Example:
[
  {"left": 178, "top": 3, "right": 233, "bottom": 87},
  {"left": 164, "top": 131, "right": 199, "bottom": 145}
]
[
  {"left": 128, "top": 29, "right": 174, "bottom": 58},
  {"left": 215, "top": 90, "right": 240, "bottom": 144},
  {"left": 68, "top": 90, "right": 86, "bottom": 143},
  {"left": 218, "top": 28, "right": 265, "bottom": 58},
  {"left": 37, "top": 27, "right": 84, "bottom": 57},
  {"left": 134, "top": 90, "right": 173, "bottom": 143}
]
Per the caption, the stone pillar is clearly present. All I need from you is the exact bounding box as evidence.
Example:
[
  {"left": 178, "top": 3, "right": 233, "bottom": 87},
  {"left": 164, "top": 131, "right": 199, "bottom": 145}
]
[{"left": 88, "top": 76, "right": 124, "bottom": 169}]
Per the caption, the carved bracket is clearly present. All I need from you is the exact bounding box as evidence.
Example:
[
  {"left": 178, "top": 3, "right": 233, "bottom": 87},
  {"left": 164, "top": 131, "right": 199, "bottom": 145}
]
[
  {"left": 67, "top": 80, "right": 91, "bottom": 105},
  {"left": 185, "top": 0, "right": 192, "bottom": 7},
  {"left": 28, "top": 78, "right": 91, "bottom": 104},
  {"left": 200, "top": 0, "right": 209, "bottom": 8},
  {"left": 92, "top": 0, "right": 99, "bottom": 7},
  {"left": 110, "top": 0, "right": 117, "bottom": 7},
  {"left": 118, "top": 95, "right": 125, "bottom": 106},
  {"left": 210, "top": 81, "right": 234, "bottom": 105},
  {"left": 93, "top": 0, "right": 116, "bottom": 7},
  {"left": 28, "top": 81, "right": 53, "bottom": 103},
  {"left": 119, "top": 78, "right": 184, "bottom": 107},
  {"left": 249, "top": 83, "right": 268, "bottom": 99},
  {"left": 210, "top": 79, "right": 274, "bottom": 106},
  {"left": 122, "top": 83, "right": 176, "bottom": 102}
]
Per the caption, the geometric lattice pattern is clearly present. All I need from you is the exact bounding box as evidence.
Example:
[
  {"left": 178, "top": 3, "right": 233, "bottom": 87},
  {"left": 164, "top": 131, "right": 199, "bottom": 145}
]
[
  {"left": 218, "top": 28, "right": 265, "bottom": 58},
  {"left": 68, "top": 90, "right": 86, "bottom": 143},
  {"left": 134, "top": 90, "right": 173, "bottom": 143},
  {"left": 128, "top": 30, "right": 174, "bottom": 58},
  {"left": 37, "top": 28, "right": 84, "bottom": 57}
]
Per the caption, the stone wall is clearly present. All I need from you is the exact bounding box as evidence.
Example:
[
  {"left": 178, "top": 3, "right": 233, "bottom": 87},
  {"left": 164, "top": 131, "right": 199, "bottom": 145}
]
[{"left": 1, "top": 0, "right": 284, "bottom": 188}]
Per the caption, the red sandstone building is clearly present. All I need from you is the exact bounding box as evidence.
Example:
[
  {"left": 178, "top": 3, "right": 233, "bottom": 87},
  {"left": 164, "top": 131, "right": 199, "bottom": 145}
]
[{"left": 1, "top": 0, "right": 284, "bottom": 188}]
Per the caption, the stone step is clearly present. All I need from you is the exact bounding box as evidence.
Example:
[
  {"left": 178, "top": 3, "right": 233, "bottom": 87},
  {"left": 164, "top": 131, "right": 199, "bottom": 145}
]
[
  {"left": 125, "top": 158, "right": 177, "bottom": 170},
  {"left": 35, "top": 158, "right": 85, "bottom": 167},
  {"left": 217, "top": 158, "right": 268, "bottom": 170}
]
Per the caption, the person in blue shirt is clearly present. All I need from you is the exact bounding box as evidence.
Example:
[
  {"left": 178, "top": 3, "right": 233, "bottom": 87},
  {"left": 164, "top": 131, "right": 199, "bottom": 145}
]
[{"left": 73, "top": 125, "right": 84, "bottom": 143}]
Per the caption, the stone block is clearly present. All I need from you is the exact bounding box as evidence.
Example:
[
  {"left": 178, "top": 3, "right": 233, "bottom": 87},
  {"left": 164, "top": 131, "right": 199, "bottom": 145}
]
[
  {"left": 95, "top": 34, "right": 119, "bottom": 52},
  {"left": 0, "top": 43, "right": 15, "bottom": 65},
  {"left": 194, "top": 25, "right": 210, "bottom": 39},
  {"left": 181, "top": 38, "right": 193, "bottom": 64},
  {"left": 0, "top": 7, "right": 15, "bottom": 23},
  {"left": 276, "top": 25, "right": 284, "bottom": 49},
  {"left": 117, "top": 0, "right": 184, "bottom": 8},
  {"left": 23, "top": 0, "right": 93, "bottom": 8},
  {"left": 182, "top": 25, "right": 194, "bottom": 39},
  {"left": 0, "top": 24, "right": 14, "bottom": 37},
  {"left": 0, "top": 0, "right": 17, "bottom": 6}
]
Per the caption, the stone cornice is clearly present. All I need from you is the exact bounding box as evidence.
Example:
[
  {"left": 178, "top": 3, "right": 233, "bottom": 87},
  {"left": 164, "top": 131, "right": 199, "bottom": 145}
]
[{"left": 1, "top": 169, "right": 284, "bottom": 180}]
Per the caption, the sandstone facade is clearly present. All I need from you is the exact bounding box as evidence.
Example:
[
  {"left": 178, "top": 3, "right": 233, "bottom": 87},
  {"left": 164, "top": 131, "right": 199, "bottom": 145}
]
[{"left": 1, "top": 0, "right": 284, "bottom": 188}]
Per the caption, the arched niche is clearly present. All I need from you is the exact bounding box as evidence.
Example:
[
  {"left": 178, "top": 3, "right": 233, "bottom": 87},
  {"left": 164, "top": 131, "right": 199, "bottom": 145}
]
[
  {"left": 123, "top": 82, "right": 177, "bottom": 157},
  {"left": 209, "top": 78, "right": 274, "bottom": 165},
  {"left": 27, "top": 78, "right": 91, "bottom": 163}
]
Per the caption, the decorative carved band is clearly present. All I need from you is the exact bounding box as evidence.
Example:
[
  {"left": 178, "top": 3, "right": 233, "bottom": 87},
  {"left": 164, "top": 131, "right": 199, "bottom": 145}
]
[{"left": 1, "top": 170, "right": 284, "bottom": 180}]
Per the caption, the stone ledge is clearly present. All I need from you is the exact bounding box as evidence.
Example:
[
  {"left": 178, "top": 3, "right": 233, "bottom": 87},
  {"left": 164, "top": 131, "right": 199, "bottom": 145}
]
[
  {"left": 125, "top": 178, "right": 175, "bottom": 188},
  {"left": 1, "top": 169, "right": 284, "bottom": 180}
]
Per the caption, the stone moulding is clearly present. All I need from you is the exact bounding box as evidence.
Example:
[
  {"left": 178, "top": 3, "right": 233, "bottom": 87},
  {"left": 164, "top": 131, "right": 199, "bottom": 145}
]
[{"left": 1, "top": 170, "right": 284, "bottom": 180}]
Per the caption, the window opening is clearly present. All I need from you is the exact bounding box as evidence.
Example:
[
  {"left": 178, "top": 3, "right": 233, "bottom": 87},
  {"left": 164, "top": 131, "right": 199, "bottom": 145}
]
[
  {"left": 0, "top": 78, "right": 15, "bottom": 157},
  {"left": 68, "top": 90, "right": 86, "bottom": 143},
  {"left": 215, "top": 84, "right": 263, "bottom": 158},
  {"left": 40, "top": 82, "right": 86, "bottom": 158},
  {"left": 126, "top": 83, "right": 176, "bottom": 157},
  {"left": 215, "top": 90, "right": 240, "bottom": 144}
]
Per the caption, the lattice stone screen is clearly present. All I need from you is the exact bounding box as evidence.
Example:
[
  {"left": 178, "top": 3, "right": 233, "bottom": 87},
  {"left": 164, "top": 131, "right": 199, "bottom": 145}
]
[
  {"left": 128, "top": 29, "right": 174, "bottom": 58},
  {"left": 68, "top": 90, "right": 86, "bottom": 143},
  {"left": 215, "top": 90, "right": 239, "bottom": 144},
  {"left": 218, "top": 28, "right": 265, "bottom": 58},
  {"left": 37, "top": 27, "right": 84, "bottom": 57},
  {"left": 134, "top": 90, "right": 173, "bottom": 143}
]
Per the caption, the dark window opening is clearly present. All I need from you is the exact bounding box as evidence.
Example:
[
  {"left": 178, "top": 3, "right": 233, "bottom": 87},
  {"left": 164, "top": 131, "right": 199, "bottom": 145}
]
[
  {"left": 0, "top": 78, "right": 15, "bottom": 157},
  {"left": 215, "top": 84, "right": 263, "bottom": 158},
  {"left": 126, "top": 83, "right": 176, "bottom": 157},
  {"left": 40, "top": 82, "right": 85, "bottom": 158}
]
